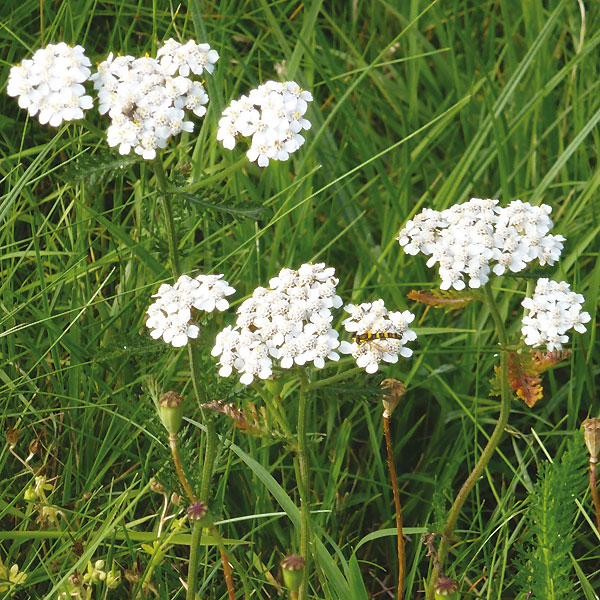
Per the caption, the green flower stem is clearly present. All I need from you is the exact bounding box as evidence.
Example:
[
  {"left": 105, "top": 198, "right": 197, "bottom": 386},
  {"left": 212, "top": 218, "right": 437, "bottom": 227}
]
[
  {"left": 200, "top": 421, "right": 217, "bottom": 503},
  {"left": 187, "top": 521, "right": 203, "bottom": 600},
  {"left": 153, "top": 158, "right": 180, "bottom": 277},
  {"left": 426, "top": 282, "right": 511, "bottom": 600},
  {"left": 297, "top": 373, "right": 311, "bottom": 600}
]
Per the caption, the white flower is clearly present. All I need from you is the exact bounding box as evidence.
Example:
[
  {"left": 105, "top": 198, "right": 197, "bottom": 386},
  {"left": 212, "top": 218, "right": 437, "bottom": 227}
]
[
  {"left": 212, "top": 263, "right": 341, "bottom": 384},
  {"left": 521, "top": 278, "right": 590, "bottom": 351},
  {"left": 7, "top": 43, "right": 93, "bottom": 126},
  {"left": 146, "top": 273, "right": 235, "bottom": 348},
  {"left": 339, "top": 300, "right": 417, "bottom": 373},
  {"left": 92, "top": 39, "right": 214, "bottom": 160},
  {"left": 157, "top": 39, "right": 219, "bottom": 76},
  {"left": 397, "top": 198, "right": 565, "bottom": 290},
  {"left": 217, "top": 80, "right": 313, "bottom": 167}
]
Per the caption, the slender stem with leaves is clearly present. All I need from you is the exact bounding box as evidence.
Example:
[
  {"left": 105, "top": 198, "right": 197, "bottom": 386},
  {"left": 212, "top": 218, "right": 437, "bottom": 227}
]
[{"left": 426, "top": 282, "right": 512, "bottom": 599}]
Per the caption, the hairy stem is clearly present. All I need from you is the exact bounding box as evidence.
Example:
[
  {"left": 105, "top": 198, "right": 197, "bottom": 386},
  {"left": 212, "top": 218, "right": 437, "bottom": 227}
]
[
  {"left": 186, "top": 521, "right": 202, "bottom": 600},
  {"left": 589, "top": 458, "right": 600, "bottom": 532},
  {"left": 169, "top": 434, "right": 196, "bottom": 502},
  {"left": 383, "top": 414, "right": 405, "bottom": 600},
  {"left": 297, "top": 375, "right": 311, "bottom": 600},
  {"left": 426, "top": 282, "right": 511, "bottom": 599},
  {"left": 200, "top": 422, "right": 217, "bottom": 503}
]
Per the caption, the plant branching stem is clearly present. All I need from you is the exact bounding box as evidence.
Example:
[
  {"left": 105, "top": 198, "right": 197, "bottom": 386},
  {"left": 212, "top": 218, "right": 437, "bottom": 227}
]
[
  {"left": 383, "top": 414, "right": 405, "bottom": 600},
  {"left": 426, "top": 282, "right": 511, "bottom": 600},
  {"left": 155, "top": 156, "right": 234, "bottom": 600}
]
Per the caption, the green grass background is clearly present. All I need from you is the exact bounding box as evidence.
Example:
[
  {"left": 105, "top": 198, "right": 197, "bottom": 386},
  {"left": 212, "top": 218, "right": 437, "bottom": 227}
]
[{"left": 0, "top": 0, "right": 598, "bottom": 598}]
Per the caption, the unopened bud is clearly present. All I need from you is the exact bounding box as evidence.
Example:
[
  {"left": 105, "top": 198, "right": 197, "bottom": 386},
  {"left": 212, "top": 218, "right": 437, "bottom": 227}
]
[
  {"left": 381, "top": 379, "right": 406, "bottom": 418},
  {"left": 6, "top": 428, "right": 19, "bottom": 447},
  {"left": 265, "top": 377, "right": 284, "bottom": 397},
  {"left": 280, "top": 554, "right": 305, "bottom": 593},
  {"left": 158, "top": 391, "right": 184, "bottom": 435},
  {"left": 29, "top": 438, "right": 42, "bottom": 455},
  {"left": 434, "top": 575, "right": 459, "bottom": 599},
  {"left": 150, "top": 478, "right": 165, "bottom": 494},
  {"left": 187, "top": 501, "right": 208, "bottom": 521},
  {"left": 582, "top": 418, "right": 600, "bottom": 461}
]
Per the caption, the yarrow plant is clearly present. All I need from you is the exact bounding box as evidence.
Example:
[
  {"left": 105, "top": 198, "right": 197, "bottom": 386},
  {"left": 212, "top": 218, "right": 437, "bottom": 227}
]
[
  {"left": 7, "top": 42, "right": 93, "bottom": 126},
  {"left": 339, "top": 300, "right": 417, "bottom": 373},
  {"left": 397, "top": 198, "right": 565, "bottom": 290},
  {"left": 404, "top": 197, "right": 591, "bottom": 600},
  {"left": 521, "top": 278, "right": 591, "bottom": 351},
  {"left": 217, "top": 81, "right": 313, "bottom": 167},
  {"left": 91, "top": 39, "right": 216, "bottom": 159},
  {"left": 212, "top": 263, "right": 342, "bottom": 384},
  {"left": 146, "top": 274, "right": 235, "bottom": 348}
]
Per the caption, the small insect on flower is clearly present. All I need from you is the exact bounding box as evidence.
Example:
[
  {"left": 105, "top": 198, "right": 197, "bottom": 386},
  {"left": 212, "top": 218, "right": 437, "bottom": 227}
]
[{"left": 353, "top": 332, "right": 405, "bottom": 344}]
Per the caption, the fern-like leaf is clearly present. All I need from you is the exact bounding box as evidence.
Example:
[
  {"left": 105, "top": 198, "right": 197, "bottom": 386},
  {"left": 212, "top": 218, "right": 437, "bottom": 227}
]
[
  {"left": 62, "top": 150, "right": 140, "bottom": 186},
  {"left": 514, "top": 436, "right": 587, "bottom": 599}
]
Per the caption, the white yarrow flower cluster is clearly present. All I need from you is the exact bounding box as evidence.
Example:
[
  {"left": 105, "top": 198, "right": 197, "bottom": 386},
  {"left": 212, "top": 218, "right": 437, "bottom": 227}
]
[
  {"left": 156, "top": 39, "right": 219, "bottom": 76},
  {"left": 397, "top": 198, "right": 565, "bottom": 290},
  {"left": 217, "top": 81, "right": 312, "bottom": 167},
  {"left": 7, "top": 42, "right": 93, "bottom": 126},
  {"left": 521, "top": 278, "right": 590, "bottom": 351},
  {"left": 91, "top": 39, "right": 216, "bottom": 159},
  {"left": 212, "top": 263, "right": 342, "bottom": 385},
  {"left": 339, "top": 300, "right": 417, "bottom": 374},
  {"left": 146, "top": 274, "right": 235, "bottom": 348}
]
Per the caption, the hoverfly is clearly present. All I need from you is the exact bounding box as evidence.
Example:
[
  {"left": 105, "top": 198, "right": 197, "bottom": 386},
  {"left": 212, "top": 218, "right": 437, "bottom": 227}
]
[{"left": 353, "top": 332, "right": 404, "bottom": 345}]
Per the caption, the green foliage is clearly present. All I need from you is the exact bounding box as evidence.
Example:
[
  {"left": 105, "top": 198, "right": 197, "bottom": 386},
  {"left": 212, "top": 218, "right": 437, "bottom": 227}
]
[{"left": 514, "top": 436, "right": 587, "bottom": 600}]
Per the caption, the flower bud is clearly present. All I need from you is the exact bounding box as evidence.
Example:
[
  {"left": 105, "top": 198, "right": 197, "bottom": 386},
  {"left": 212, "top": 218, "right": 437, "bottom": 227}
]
[
  {"left": 265, "top": 377, "right": 284, "bottom": 397},
  {"left": 434, "top": 576, "right": 459, "bottom": 599},
  {"left": 381, "top": 379, "right": 406, "bottom": 418},
  {"left": 582, "top": 418, "right": 600, "bottom": 461},
  {"left": 150, "top": 478, "right": 165, "bottom": 494},
  {"left": 280, "top": 554, "right": 305, "bottom": 593},
  {"left": 187, "top": 501, "right": 208, "bottom": 521},
  {"left": 158, "top": 391, "right": 184, "bottom": 435},
  {"left": 6, "top": 428, "right": 19, "bottom": 447}
]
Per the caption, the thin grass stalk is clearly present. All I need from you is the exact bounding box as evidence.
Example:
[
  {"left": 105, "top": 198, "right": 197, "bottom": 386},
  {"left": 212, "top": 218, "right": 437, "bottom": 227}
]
[
  {"left": 383, "top": 414, "right": 405, "bottom": 600},
  {"left": 426, "top": 282, "right": 511, "bottom": 599}
]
